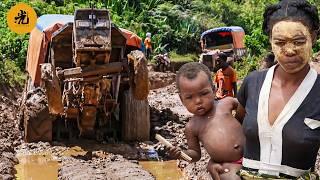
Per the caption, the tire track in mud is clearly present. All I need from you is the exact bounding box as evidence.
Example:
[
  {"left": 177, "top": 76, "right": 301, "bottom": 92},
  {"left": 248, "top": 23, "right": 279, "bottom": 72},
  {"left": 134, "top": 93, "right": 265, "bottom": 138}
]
[
  {"left": 15, "top": 142, "right": 155, "bottom": 179},
  {"left": 59, "top": 157, "right": 154, "bottom": 180}
]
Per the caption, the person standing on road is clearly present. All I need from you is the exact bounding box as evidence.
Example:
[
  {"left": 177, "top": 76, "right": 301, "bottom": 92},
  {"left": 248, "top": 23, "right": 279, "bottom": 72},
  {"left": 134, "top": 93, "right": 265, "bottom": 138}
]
[
  {"left": 214, "top": 53, "right": 237, "bottom": 99},
  {"left": 144, "top": 32, "right": 152, "bottom": 60}
]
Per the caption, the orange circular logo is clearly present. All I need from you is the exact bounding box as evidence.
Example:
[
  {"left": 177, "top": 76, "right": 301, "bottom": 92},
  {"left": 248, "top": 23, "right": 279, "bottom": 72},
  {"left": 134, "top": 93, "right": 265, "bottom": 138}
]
[{"left": 6, "top": 3, "right": 37, "bottom": 34}]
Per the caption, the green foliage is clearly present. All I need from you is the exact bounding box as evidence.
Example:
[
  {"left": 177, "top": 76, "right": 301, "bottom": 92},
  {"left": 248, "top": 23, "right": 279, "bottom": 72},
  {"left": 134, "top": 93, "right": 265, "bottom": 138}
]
[
  {"left": 0, "top": 60, "right": 26, "bottom": 87},
  {"left": 169, "top": 51, "right": 198, "bottom": 62},
  {"left": 0, "top": 0, "right": 88, "bottom": 87},
  {"left": 234, "top": 55, "right": 261, "bottom": 80}
]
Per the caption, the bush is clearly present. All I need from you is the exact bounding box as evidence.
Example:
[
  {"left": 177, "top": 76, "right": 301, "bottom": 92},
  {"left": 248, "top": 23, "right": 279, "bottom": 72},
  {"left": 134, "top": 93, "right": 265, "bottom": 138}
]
[{"left": 0, "top": 60, "right": 26, "bottom": 87}]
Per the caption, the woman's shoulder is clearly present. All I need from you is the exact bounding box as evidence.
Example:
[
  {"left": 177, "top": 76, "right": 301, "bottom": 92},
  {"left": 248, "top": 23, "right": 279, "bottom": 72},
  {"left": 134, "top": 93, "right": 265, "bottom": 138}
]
[
  {"left": 241, "top": 69, "right": 268, "bottom": 88},
  {"left": 237, "top": 70, "right": 268, "bottom": 107},
  {"left": 245, "top": 69, "right": 268, "bottom": 81}
]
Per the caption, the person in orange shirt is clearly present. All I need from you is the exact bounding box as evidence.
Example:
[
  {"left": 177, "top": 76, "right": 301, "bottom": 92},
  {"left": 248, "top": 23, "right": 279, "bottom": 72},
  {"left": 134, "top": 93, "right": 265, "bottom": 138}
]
[
  {"left": 214, "top": 53, "right": 237, "bottom": 99},
  {"left": 144, "top": 32, "right": 152, "bottom": 60}
]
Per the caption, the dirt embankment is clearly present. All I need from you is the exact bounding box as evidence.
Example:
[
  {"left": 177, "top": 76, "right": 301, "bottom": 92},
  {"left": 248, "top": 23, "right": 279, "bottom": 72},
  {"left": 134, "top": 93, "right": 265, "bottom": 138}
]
[
  {"left": 149, "top": 71, "right": 176, "bottom": 90},
  {"left": 0, "top": 94, "right": 22, "bottom": 180}
]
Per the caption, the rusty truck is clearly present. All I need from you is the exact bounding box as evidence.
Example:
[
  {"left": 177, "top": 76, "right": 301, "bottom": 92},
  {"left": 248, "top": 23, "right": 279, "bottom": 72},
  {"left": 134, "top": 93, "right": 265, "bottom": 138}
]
[
  {"left": 20, "top": 9, "right": 150, "bottom": 143},
  {"left": 200, "top": 26, "right": 246, "bottom": 71}
]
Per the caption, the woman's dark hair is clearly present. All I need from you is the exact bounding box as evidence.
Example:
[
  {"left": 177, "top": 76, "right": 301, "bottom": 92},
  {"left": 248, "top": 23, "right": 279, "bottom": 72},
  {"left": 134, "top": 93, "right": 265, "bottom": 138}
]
[{"left": 262, "top": 0, "right": 319, "bottom": 38}]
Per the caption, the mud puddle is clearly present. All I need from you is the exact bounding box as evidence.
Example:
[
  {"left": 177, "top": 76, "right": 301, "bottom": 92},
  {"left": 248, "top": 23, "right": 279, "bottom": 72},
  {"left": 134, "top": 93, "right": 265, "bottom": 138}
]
[
  {"left": 15, "top": 148, "right": 184, "bottom": 180},
  {"left": 139, "top": 160, "right": 186, "bottom": 180},
  {"left": 15, "top": 146, "right": 89, "bottom": 180},
  {"left": 15, "top": 154, "right": 59, "bottom": 180}
]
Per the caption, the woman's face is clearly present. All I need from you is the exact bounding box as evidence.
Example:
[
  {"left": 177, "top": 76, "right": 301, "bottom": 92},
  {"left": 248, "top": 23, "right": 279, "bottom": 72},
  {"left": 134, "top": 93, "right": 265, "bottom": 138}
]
[{"left": 271, "top": 21, "right": 313, "bottom": 73}]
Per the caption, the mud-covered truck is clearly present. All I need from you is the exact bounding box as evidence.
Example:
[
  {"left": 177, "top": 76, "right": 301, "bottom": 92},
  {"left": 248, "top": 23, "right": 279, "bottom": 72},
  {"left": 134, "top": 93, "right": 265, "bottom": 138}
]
[
  {"left": 200, "top": 26, "right": 246, "bottom": 70},
  {"left": 20, "top": 9, "right": 150, "bottom": 142}
]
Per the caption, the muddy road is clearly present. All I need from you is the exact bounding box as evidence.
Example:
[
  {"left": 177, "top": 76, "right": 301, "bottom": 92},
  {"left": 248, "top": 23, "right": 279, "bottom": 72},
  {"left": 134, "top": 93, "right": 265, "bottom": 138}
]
[
  {"left": 0, "top": 71, "right": 198, "bottom": 180},
  {"left": 1, "top": 70, "right": 320, "bottom": 179}
]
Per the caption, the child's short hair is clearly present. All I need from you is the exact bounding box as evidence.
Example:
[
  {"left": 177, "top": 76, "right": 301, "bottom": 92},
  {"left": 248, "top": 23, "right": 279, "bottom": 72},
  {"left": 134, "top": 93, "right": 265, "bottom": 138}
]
[{"left": 176, "top": 62, "right": 214, "bottom": 91}]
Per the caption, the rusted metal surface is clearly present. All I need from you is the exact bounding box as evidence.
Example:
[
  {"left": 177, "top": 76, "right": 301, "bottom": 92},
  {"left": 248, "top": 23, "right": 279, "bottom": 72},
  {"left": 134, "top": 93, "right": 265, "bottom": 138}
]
[
  {"left": 73, "top": 9, "right": 112, "bottom": 66},
  {"left": 65, "top": 107, "right": 79, "bottom": 119},
  {"left": 51, "top": 23, "right": 73, "bottom": 69},
  {"left": 79, "top": 106, "right": 96, "bottom": 136},
  {"left": 61, "top": 62, "right": 122, "bottom": 79}
]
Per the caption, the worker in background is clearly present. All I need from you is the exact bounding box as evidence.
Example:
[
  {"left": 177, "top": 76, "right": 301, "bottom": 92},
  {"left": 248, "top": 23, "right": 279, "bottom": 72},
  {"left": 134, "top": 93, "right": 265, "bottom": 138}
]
[
  {"left": 144, "top": 32, "right": 152, "bottom": 60},
  {"left": 214, "top": 53, "right": 237, "bottom": 99}
]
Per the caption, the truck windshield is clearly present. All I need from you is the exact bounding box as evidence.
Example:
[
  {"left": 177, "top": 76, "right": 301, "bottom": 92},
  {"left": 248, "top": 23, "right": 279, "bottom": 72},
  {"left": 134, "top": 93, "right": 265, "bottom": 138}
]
[{"left": 204, "top": 31, "right": 233, "bottom": 49}]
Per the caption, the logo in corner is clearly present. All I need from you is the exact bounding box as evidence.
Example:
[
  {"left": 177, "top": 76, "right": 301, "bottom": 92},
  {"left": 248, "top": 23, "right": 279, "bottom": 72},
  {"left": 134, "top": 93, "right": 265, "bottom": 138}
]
[{"left": 7, "top": 3, "right": 37, "bottom": 34}]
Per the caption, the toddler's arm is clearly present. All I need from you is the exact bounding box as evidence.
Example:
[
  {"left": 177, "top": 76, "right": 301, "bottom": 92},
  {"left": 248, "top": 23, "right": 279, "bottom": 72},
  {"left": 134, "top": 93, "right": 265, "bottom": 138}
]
[
  {"left": 167, "top": 120, "right": 201, "bottom": 162},
  {"left": 184, "top": 121, "right": 201, "bottom": 162}
]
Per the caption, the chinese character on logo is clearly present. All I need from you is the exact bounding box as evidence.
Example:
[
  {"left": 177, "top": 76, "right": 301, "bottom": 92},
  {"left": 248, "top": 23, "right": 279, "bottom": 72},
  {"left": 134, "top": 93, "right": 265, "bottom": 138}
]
[{"left": 14, "top": 10, "right": 29, "bottom": 24}]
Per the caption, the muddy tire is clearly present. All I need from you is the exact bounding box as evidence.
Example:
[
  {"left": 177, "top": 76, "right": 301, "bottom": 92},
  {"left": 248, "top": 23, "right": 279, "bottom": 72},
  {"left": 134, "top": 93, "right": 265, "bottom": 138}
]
[
  {"left": 121, "top": 90, "right": 150, "bottom": 141},
  {"left": 127, "top": 50, "right": 149, "bottom": 100},
  {"left": 159, "top": 63, "right": 164, "bottom": 72},
  {"left": 22, "top": 88, "right": 54, "bottom": 142}
]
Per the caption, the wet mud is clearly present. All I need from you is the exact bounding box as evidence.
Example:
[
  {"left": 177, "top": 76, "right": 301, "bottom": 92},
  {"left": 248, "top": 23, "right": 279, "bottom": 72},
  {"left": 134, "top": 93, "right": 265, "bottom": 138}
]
[
  {"left": 15, "top": 154, "right": 59, "bottom": 179},
  {"left": 14, "top": 142, "right": 155, "bottom": 179},
  {"left": 1, "top": 70, "right": 320, "bottom": 179},
  {"left": 139, "top": 160, "right": 186, "bottom": 179},
  {"left": 0, "top": 95, "right": 21, "bottom": 180}
]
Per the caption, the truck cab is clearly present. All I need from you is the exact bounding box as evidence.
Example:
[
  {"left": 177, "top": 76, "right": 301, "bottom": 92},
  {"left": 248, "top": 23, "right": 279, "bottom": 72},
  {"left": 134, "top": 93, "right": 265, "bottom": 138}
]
[{"left": 200, "top": 26, "right": 246, "bottom": 71}]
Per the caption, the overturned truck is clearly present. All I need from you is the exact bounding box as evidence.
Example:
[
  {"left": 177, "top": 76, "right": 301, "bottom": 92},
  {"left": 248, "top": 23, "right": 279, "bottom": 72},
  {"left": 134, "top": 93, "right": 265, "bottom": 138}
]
[{"left": 20, "top": 9, "right": 150, "bottom": 142}]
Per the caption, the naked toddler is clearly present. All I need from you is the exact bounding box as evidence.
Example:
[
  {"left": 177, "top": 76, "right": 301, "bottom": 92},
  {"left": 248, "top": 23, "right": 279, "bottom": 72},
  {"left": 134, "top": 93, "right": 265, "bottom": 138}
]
[{"left": 169, "top": 62, "right": 245, "bottom": 180}]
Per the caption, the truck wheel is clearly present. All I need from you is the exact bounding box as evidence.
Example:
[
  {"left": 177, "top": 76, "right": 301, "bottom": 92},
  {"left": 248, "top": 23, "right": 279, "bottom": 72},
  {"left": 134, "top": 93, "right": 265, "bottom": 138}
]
[
  {"left": 121, "top": 90, "right": 150, "bottom": 141},
  {"left": 127, "top": 50, "right": 149, "bottom": 100},
  {"left": 159, "top": 63, "right": 164, "bottom": 72},
  {"left": 22, "top": 87, "right": 54, "bottom": 142}
]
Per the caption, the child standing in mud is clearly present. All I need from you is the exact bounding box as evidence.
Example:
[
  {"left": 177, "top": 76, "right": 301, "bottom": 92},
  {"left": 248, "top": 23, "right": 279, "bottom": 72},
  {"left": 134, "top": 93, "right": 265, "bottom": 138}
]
[{"left": 168, "top": 62, "right": 245, "bottom": 180}]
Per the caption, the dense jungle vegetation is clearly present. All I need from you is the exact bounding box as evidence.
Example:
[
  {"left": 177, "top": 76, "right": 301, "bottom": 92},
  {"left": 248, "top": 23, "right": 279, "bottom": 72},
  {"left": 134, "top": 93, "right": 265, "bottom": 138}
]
[{"left": 1, "top": 0, "right": 320, "bottom": 86}]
